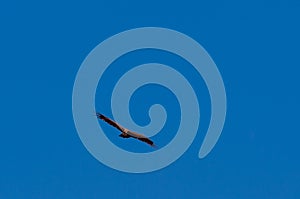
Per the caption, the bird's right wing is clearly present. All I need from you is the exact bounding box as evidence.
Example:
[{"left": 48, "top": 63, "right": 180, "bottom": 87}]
[
  {"left": 96, "top": 113, "right": 124, "bottom": 132},
  {"left": 137, "top": 137, "right": 155, "bottom": 146},
  {"left": 126, "top": 130, "right": 155, "bottom": 146}
]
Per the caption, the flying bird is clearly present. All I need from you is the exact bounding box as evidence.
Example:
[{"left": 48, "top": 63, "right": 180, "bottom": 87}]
[{"left": 96, "top": 113, "right": 155, "bottom": 147}]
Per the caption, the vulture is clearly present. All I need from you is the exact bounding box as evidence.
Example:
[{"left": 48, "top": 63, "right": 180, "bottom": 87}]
[{"left": 96, "top": 113, "right": 155, "bottom": 147}]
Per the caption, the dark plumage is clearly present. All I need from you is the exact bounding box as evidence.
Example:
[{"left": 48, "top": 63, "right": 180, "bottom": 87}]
[{"left": 96, "top": 113, "right": 155, "bottom": 147}]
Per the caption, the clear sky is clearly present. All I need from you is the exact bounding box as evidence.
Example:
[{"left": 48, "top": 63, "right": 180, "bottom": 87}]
[{"left": 1, "top": 0, "right": 300, "bottom": 198}]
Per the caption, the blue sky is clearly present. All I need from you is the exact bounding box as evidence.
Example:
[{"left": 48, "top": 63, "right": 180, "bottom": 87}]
[{"left": 1, "top": 0, "right": 300, "bottom": 198}]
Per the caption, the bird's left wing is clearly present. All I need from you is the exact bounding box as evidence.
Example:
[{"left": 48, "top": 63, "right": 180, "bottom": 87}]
[{"left": 96, "top": 113, "right": 124, "bottom": 132}]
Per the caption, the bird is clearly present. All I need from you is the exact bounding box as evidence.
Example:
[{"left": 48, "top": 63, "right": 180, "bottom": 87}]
[{"left": 96, "top": 112, "right": 155, "bottom": 147}]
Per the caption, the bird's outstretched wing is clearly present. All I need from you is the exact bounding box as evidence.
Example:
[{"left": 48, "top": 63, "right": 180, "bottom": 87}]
[
  {"left": 138, "top": 137, "right": 155, "bottom": 146},
  {"left": 96, "top": 113, "right": 123, "bottom": 132},
  {"left": 126, "top": 130, "right": 155, "bottom": 147}
]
